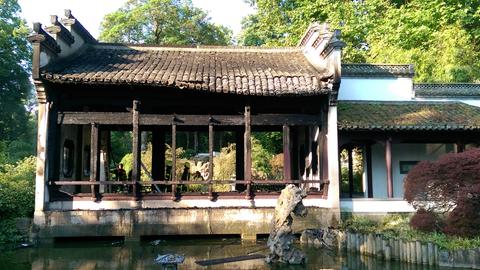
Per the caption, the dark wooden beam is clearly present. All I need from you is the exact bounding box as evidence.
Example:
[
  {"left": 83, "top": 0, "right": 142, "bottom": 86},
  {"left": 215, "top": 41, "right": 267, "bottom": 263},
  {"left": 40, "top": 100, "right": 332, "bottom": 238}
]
[
  {"left": 59, "top": 112, "right": 131, "bottom": 125},
  {"left": 244, "top": 106, "right": 252, "bottom": 200},
  {"left": 283, "top": 125, "right": 291, "bottom": 182},
  {"left": 90, "top": 123, "right": 99, "bottom": 199},
  {"left": 131, "top": 100, "right": 141, "bottom": 200},
  {"left": 385, "top": 137, "right": 393, "bottom": 198},
  {"left": 366, "top": 143, "right": 373, "bottom": 198},
  {"left": 251, "top": 114, "right": 321, "bottom": 126},
  {"left": 208, "top": 123, "right": 214, "bottom": 200},
  {"left": 58, "top": 112, "right": 323, "bottom": 126}
]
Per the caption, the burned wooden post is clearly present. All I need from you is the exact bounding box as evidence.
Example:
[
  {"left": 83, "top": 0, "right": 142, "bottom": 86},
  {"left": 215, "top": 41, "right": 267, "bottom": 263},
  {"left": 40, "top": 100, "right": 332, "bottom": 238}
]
[
  {"left": 90, "top": 123, "right": 99, "bottom": 199},
  {"left": 132, "top": 100, "right": 141, "bottom": 199},
  {"left": 244, "top": 105, "right": 252, "bottom": 200}
]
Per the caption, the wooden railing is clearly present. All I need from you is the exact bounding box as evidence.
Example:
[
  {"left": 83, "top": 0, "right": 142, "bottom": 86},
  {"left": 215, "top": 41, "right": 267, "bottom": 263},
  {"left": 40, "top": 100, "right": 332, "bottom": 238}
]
[{"left": 49, "top": 179, "right": 329, "bottom": 201}]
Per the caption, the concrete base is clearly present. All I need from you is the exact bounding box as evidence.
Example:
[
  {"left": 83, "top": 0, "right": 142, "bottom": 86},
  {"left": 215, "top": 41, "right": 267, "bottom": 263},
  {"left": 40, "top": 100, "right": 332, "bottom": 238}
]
[{"left": 33, "top": 206, "right": 339, "bottom": 243}]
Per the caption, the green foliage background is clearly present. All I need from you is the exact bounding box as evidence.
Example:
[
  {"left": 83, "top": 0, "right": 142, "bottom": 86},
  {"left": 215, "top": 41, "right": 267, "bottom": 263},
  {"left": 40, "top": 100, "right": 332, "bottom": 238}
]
[
  {"left": 240, "top": 0, "right": 480, "bottom": 82},
  {"left": 99, "top": 0, "right": 232, "bottom": 45}
]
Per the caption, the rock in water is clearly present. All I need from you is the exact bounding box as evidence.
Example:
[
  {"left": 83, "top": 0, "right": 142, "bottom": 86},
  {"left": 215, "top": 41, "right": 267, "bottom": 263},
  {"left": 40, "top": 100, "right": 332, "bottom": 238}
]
[{"left": 266, "top": 184, "right": 307, "bottom": 264}]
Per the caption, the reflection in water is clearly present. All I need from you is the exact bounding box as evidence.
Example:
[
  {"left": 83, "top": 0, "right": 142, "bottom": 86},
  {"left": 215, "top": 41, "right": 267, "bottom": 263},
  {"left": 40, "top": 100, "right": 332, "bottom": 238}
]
[{"left": 0, "top": 238, "right": 445, "bottom": 270}]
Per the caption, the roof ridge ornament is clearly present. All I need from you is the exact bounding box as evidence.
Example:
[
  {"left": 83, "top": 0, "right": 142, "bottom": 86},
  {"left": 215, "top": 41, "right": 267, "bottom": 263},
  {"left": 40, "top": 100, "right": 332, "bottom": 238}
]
[
  {"left": 61, "top": 9, "right": 97, "bottom": 44},
  {"left": 29, "top": 22, "right": 61, "bottom": 54},
  {"left": 45, "top": 15, "right": 75, "bottom": 46}
]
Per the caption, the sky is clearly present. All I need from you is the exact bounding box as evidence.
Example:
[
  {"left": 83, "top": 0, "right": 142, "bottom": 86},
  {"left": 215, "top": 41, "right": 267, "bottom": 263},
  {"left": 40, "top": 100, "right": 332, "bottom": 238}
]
[{"left": 18, "top": 0, "right": 255, "bottom": 39}]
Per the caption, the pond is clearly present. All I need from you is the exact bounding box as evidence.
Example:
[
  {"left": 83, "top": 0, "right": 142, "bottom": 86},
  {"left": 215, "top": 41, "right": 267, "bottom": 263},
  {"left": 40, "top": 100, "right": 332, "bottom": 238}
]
[{"left": 0, "top": 237, "right": 452, "bottom": 269}]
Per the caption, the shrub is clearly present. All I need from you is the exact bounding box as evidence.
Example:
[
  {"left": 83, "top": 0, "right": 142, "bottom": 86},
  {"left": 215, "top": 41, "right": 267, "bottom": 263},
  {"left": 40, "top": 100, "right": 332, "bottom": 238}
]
[
  {"left": 405, "top": 149, "right": 480, "bottom": 213},
  {"left": 0, "top": 156, "right": 36, "bottom": 219},
  {"left": 443, "top": 184, "right": 480, "bottom": 237},
  {"left": 404, "top": 148, "right": 480, "bottom": 237},
  {"left": 410, "top": 208, "right": 441, "bottom": 233},
  {"left": 341, "top": 215, "right": 378, "bottom": 234}
]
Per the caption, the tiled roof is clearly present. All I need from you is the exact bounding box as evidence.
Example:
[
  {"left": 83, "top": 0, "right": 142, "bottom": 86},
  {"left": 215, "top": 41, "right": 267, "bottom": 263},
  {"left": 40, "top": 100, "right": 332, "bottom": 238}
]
[
  {"left": 338, "top": 101, "right": 480, "bottom": 131},
  {"left": 41, "top": 44, "right": 333, "bottom": 96},
  {"left": 414, "top": 83, "right": 480, "bottom": 98},
  {"left": 342, "top": 64, "right": 414, "bottom": 78}
]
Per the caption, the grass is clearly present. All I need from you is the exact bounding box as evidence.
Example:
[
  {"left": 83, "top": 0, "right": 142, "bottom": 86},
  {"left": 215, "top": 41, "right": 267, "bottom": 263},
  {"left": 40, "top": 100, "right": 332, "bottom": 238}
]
[{"left": 341, "top": 214, "right": 480, "bottom": 251}]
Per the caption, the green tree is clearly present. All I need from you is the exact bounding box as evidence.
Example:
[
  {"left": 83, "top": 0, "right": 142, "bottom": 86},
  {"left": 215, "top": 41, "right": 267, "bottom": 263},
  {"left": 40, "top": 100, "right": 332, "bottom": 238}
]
[
  {"left": 0, "top": 0, "right": 34, "bottom": 163},
  {"left": 240, "top": 0, "right": 480, "bottom": 82},
  {"left": 99, "top": 0, "right": 232, "bottom": 45}
]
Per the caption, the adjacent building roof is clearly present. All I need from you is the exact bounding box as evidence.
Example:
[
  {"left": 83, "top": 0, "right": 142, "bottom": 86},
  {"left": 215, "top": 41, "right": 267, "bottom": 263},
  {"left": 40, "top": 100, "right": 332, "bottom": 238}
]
[
  {"left": 40, "top": 44, "right": 333, "bottom": 96},
  {"left": 342, "top": 64, "right": 414, "bottom": 78},
  {"left": 414, "top": 83, "right": 480, "bottom": 98},
  {"left": 338, "top": 101, "right": 480, "bottom": 131}
]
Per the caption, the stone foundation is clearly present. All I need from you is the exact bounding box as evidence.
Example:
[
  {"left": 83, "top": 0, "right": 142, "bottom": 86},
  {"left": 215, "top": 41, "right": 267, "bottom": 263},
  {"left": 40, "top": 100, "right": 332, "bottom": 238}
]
[{"left": 32, "top": 206, "right": 339, "bottom": 243}]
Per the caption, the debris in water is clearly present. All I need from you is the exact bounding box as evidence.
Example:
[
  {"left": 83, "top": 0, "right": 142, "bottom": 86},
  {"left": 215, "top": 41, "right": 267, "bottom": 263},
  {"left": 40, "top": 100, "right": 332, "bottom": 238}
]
[
  {"left": 111, "top": 240, "right": 124, "bottom": 246},
  {"left": 154, "top": 254, "right": 185, "bottom": 265},
  {"left": 16, "top": 242, "right": 33, "bottom": 249},
  {"left": 195, "top": 254, "right": 265, "bottom": 266},
  {"left": 150, "top": 239, "right": 165, "bottom": 246}
]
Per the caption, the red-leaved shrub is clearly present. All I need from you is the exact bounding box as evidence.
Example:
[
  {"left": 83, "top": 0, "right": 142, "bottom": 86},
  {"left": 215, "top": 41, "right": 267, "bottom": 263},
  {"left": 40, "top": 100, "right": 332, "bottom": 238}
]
[
  {"left": 404, "top": 148, "right": 480, "bottom": 237},
  {"left": 443, "top": 184, "right": 480, "bottom": 237},
  {"left": 409, "top": 208, "right": 441, "bottom": 232}
]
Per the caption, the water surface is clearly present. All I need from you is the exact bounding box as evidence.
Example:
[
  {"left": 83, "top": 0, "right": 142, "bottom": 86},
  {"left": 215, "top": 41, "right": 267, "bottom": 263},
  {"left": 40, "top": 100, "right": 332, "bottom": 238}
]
[{"left": 0, "top": 238, "right": 455, "bottom": 269}]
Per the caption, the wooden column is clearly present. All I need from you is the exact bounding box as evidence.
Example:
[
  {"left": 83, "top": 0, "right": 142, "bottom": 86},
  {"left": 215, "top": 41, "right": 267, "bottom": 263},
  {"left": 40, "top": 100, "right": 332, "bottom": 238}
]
[
  {"left": 366, "top": 143, "right": 373, "bottom": 198},
  {"left": 347, "top": 146, "right": 354, "bottom": 198},
  {"left": 89, "top": 123, "right": 99, "bottom": 199},
  {"left": 208, "top": 122, "right": 214, "bottom": 200},
  {"left": 321, "top": 128, "right": 329, "bottom": 196},
  {"left": 48, "top": 99, "right": 60, "bottom": 182},
  {"left": 171, "top": 122, "right": 177, "bottom": 200},
  {"left": 131, "top": 100, "right": 141, "bottom": 199},
  {"left": 193, "top": 131, "right": 199, "bottom": 153},
  {"left": 151, "top": 128, "right": 165, "bottom": 181},
  {"left": 456, "top": 141, "right": 465, "bottom": 153},
  {"left": 74, "top": 125, "right": 83, "bottom": 194},
  {"left": 244, "top": 105, "right": 252, "bottom": 199},
  {"left": 283, "top": 125, "right": 291, "bottom": 182},
  {"left": 235, "top": 129, "right": 245, "bottom": 191},
  {"left": 385, "top": 138, "right": 393, "bottom": 198}
]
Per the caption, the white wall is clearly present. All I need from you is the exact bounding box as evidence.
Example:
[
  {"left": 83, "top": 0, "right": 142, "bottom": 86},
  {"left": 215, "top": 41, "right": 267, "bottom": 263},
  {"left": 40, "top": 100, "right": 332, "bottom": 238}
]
[
  {"left": 371, "top": 143, "right": 454, "bottom": 199},
  {"left": 339, "top": 77, "right": 413, "bottom": 101}
]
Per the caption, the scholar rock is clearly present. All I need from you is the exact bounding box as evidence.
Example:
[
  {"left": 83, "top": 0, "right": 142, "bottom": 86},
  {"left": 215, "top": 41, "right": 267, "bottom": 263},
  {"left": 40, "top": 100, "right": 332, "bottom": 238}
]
[{"left": 266, "top": 184, "right": 308, "bottom": 265}]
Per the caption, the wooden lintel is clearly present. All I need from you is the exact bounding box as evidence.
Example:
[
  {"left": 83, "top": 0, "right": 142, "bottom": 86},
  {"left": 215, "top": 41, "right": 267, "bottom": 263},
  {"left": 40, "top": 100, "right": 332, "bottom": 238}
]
[
  {"left": 58, "top": 112, "right": 322, "bottom": 126},
  {"left": 58, "top": 112, "right": 131, "bottom": 125}
]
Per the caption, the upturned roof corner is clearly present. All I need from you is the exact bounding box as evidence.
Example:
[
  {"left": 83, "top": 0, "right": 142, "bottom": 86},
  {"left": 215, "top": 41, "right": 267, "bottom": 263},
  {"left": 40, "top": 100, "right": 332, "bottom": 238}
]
[
  {"left": 298, "top": 22, "right": 346, "bottom": 105},
  {"left": 28, "top": 9, "right": 97, "bottom": 80}
]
